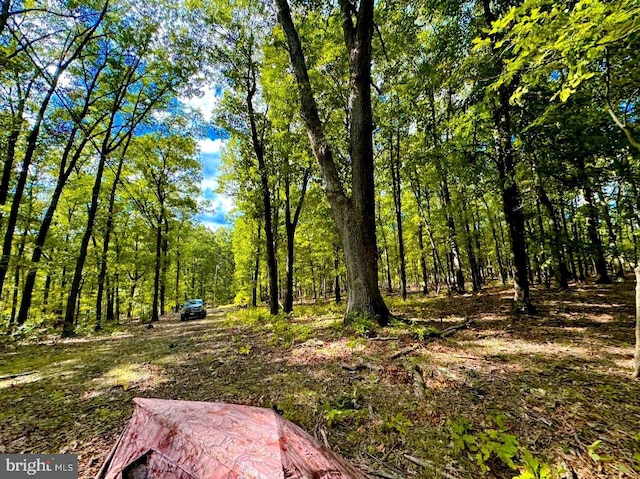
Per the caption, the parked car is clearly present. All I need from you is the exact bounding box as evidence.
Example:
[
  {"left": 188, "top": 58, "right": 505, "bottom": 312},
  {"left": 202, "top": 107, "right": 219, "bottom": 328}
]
[{"left": 180, "top": 299, "right": 206, "bottom": 321}]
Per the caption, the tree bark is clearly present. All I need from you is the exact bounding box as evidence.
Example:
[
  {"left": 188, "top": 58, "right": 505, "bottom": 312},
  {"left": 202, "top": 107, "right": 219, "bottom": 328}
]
[
  {"left": 62, "top": 145, "right": 109, "bottom": 337},
  {"left": 334, "top": 246, "right": 341, "bottom": 304},
  {"left": 251, "top": 222, "right": 261, "bottom": 308},
  {"left": 418, "top": 223, "right": 429, "bottom": 294},
  {"left": 275, "top": 0, "right": 389, "bottom": 324},
  {"left": 96, "top": 143, "right": 129, "bottom": 331},
  {"left": 247, "top": 87, "right": 278, "bottom": 315},
  {"left": 151, "top": 223, "right": 162, "bottom": 322},
  {"left": 283, "top": 166, "right": 309, "bottom": 313},
  {"left": 634, "top": 265, "right": 640, "bottom": 379},
  {"left": 582, "top": 184, "right": 611, "bottom": 284},
  {"left": 493, "top": 87, "right": 533, "bottom": 312},
  {"left": 390, "top": 129, "right": 407, "bottom": 300},
  {"left": 536, "top": 182, "right": 570, "bottom": 289},
  {"left": 482, "top": 0, "right": 533, "bottom": 312}
]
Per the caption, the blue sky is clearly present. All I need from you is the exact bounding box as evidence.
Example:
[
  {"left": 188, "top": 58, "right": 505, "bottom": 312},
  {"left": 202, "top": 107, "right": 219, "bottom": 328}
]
[{"left": 184, "top": 88, "right": 233, "bottom": 230}]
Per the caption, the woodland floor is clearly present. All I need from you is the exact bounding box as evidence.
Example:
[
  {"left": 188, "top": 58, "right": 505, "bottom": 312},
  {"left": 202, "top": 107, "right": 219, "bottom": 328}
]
[{"left": 1, "top": 282, "right": 639, "bottom": 478}]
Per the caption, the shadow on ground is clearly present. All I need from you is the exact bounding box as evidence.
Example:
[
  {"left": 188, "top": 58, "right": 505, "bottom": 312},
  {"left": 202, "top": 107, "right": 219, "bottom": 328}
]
[{"left": 1, "top": 284, "right": 639, "bottom": 479}]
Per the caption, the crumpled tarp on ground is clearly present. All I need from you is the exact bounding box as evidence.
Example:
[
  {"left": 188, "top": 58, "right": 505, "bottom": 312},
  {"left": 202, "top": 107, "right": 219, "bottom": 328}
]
[{"left": 96, "top": 398, "right": 367, "bottom": 479}]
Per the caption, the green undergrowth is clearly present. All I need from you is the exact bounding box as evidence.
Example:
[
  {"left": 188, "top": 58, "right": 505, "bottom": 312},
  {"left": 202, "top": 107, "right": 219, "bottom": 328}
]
[{"left": 1, "top": 285, "right": 639, "bottom": 478}]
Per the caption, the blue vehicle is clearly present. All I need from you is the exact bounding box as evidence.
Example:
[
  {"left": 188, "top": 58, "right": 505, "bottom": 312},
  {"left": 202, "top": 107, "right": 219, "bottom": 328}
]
[{"left": 180, "top": 299, "right": 206, "bottom": 321}]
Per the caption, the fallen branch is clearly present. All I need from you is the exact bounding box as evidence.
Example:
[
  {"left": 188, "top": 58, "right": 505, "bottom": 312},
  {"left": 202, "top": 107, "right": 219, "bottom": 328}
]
[
  {"left": 389, "top": 319, "right": 473, "bottom": 360},
  {"left": 404, "top": 454, "right": 434, "bottom": 469},
  {"left": 340, "top": 362, "right": 383, "bottom": 372},
  {"left": 367, "top": 337, "right": 399, "bottom": 342},
  {"left": 439, "top": 318, "right": 473, "bottom": 337},
  {"left": 0, "top": 371, "right": 37, "bottom": 381},
  {"left": 389, "top": 345, "right": 420, "bottom": 360},
  {"left": 410, "top": 364, "right": 426, "bottom": 399},
  {"left": 359, "top": 465, "right": 404, "bottom": 479},
  {"left": 403, "top": 455, "right": 461, "bottom": 479}
]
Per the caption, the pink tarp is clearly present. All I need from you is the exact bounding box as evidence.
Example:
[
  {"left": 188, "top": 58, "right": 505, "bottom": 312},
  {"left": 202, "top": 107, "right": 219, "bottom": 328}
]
[{"left": 96, "top": 398, "right": 367, "bottom": 479}]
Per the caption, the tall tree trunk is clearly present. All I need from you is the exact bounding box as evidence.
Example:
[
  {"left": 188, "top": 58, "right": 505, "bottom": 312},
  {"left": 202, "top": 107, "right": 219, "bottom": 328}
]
[
  {"left": 160, "top": 216, "right": 169, "bottom": 316},
  {"left": 536, "top": 182, "right": 569, "bottom": 289},
  {"left": 582, "top": 184, "right": 611, "bottom": 284},
  {"left": 9, "top": 228, "right": 28, "bottom": 330},
  {"left": 283, "top": 166, "right": 309, "bottom": 313},
  {"left": 598, "top": 186, "right": 624, "bottom": 279},
  {"left": 377, "top": 201, "right": 393, "bottom": 293},
  {"left": 0, "top": 91, "right": 27, "bottom": 232},
  {"left": 441, "top": 178, "right": 465, "bottom": 293},
  {"left": 0, "top": 2, "right": 107, "bottom": 296},
  {"left": 247, "top": 92, "right": 278, "bottom": 315},
  {"left": 284, "top": 223, "right": 296, "bottom": 311},
  {"left": 390, "top": 129, "right": 407, "bottom": 300},
  {"left": 493, "top": 87, "right": 533, "bottom": 311},
  {"left": 463, "top": 212, "right": 481, "bottom": 292},
  {"left": 561, "top": 200, "right": 578, "bottom": 280},
  {"left": 95, "top": 148, "right": 128, "bottom": 331},
  {"left": 0, "top": 72, "right": 62, "bottom": 295},
  {"left": 62, "top": 139, "right": 111, "bottom": 337},
  {"left": 275, "top": 0, "right": 389, "bottom": 325},
  {"left": 17, "top": 134, "right": 91, "bottom": 326},
  {"left": 418, "top": 224, "right": 429, "bottom": 294},
  {"left": 483, "top": 198, "right": 507, "bottom": 284},
  {"left": 482, "top": 0, "right": 532, "bottom": 312},
  {"left": 634, "top": 265, "right": 640, "bottom": 379},
  {"left": 334, "top": 246, "right": 341, "bottom": 304},
  {"left": 151, "top": 223, "right": 162, "bottom": 322},
  {"left": 175, "top": 240, "right": 181, "bottom": 312},
  {"left": 252, "top": 223, "right": 261, "bottom": 308},
  {"left": 42, "top": 273, "right": 51, "bottom": 312}
]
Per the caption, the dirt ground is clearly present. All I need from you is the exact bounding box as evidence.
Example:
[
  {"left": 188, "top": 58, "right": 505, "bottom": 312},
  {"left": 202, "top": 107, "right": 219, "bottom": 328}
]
[{"left": 1, "top": 282, "right": 639, "bottom": 478}]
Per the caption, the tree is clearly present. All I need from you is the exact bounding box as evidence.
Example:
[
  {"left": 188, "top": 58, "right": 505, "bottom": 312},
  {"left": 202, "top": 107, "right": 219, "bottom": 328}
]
[
  {"left": 274, "top": 0, "right": 390, "bottom": 325},
  {"left": 127, "top": 131, "right": 200, "bottom": 323}
]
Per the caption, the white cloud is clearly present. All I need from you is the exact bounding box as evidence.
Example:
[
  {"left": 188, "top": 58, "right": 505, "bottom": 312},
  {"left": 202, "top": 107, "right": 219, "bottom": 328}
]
[
  {"left": 201, "top": 178, "right": 219, "bottom": 191},
  {"left": 199, "top": 138, "right": 224, "bottom": 155},
  {"left": 183, "top": 85, "right": 220, "bottom": 122},
  {"left": 210, "top": 194, "right": 234, "bottom": 214}
]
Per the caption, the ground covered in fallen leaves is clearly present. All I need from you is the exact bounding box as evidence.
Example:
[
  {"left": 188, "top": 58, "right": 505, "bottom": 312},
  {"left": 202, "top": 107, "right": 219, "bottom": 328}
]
[{"left": 1, "top": 282, "right": 639, "bottom": 478}]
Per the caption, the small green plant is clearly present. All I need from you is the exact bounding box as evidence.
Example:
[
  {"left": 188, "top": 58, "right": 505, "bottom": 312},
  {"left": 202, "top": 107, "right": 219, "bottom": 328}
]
[
  {"left": 238, "top": 344, "right": 252, "bottom": 355},
  {"left": 411, "top": 325, "right": 439, "bottom": 341},
  {"left": 513, "top": 450, "right": 554, "bottom": 479},
  {"left": 587, "top": 440, "right": 612, "bottom": 463},
  {"left": 323, "top": 407, "right": 359, "bottom": 427},
  {"left": 448, "top": 414, "right": 557, "bottom": 477},
  {"left": 266, "top": 316, "right": 312, "bottom": 347},
  {"left": 380, "top": 412, "right": 413, "bottom": 435},
  {"left": 322, "top": 388, "right": 365, "bottom": 427},
  {"left": 346, "top": 314, "right": 378, "bottom": 338}
]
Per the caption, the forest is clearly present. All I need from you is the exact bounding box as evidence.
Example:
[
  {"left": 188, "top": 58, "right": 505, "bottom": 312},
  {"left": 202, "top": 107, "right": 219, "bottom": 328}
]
[{"left": 1, "top": 0, "right": 640, "bottom": 478}]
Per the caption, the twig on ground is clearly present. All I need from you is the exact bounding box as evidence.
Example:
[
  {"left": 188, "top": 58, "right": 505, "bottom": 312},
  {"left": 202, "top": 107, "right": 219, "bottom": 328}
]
[
  {"left": 363, "top": 452, "right": 405, "bottom": 477},
  {"left": 368, "top": 337, "right": 399, "bottom": 341},
  {"left": 439, "top": 318, "right": 473, "bottom": 337},
  {"left": 319, "top": 428, "right": 330, "bottom": 449},
  {"left": 390, "top": 345, "right": 421, "bottom": 360},
  {"left": 389, "top": 319, "right": 473, "bottom": 360},
  {"left": 404, "top": 455, "right": 462, "bottom": 479},
  {"left": 410, "top": 364, "right": 426, "bottom": 399},
  {"left": 340, "top": 362, "right": 383, "bottom": 372},
  {"left": 359, "top": 464, "right": 404, "bottom": 479},
  {"left": 0, "top": 371, "right": 37, "bottom": 381},
  {"left": 404, "top": 454, "right": 434, "bottom": 468}
]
